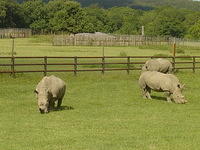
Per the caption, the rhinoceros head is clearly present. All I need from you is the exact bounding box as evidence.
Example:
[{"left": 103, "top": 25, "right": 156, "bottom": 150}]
[
  {"left": 171, "top": 87, "right": 187, "bottom": 104},
  {"left": 34, "top": 89, "right": 50, "bottom": 114},
  {"left": 141, "top": 65, "right": 148, "bottom": 71}
]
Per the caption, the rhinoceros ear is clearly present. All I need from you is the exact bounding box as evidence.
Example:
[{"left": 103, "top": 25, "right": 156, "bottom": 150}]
[
  {"left": 177, "top": 84, "right": 185, "bottom": 90},
  {"left": 181, "top": 84, "right": 185, "bottom": 90},
  {"left": 34, "top": 89, "right": 38, "bottom": 94}
]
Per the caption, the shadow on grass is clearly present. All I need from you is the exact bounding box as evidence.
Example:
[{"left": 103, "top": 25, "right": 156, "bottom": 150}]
[
  {"left": 54, "top": 106, "right": 74, "bottom": 111},
  {"left": 151, "top": 95, "right": 166, "bottom": 101}
]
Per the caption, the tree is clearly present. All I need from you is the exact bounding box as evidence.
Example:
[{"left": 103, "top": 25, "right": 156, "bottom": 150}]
[
  {"left": 83, "top": 6, "right": 110, "bottom": 33},
  {"left": 22, "top": 0, "right": 47, "bottom": 31},
  {"left": 0, "top": 0, "right": 6, "bottom": 27},
  {"left": 188, "top": 20, "right": 200, "bottom": 39},
  {"left": 0, "top": 0, "right": 25, "bottom": 28},
  {"left": 46, "top": 0, "right": 86, "bottom": 33},
  {"left": 107, "top": 7, "right": 141, "bottom": 34},
  {"left": 141, "top": 7, "right": 186, "bottom": 37}
]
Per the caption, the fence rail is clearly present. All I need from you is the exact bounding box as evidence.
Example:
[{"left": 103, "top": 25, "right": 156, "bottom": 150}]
[{"left": 1, "top": 56, "right": 200, "bottom": 76}]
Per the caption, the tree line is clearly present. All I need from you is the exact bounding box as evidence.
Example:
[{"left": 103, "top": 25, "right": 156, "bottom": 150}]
[{"left": 0, "top": 0, "right": 200, "bottom": 39}]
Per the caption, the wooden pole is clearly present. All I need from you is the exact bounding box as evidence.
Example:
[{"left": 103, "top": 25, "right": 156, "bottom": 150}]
[
  {"left": 102, "top": 46, "right": 105, "bottom": 57},
  {"left": 11, "top": 37, "right": 15, "bottom": 57},
  {"left": 193, "top": 56, "right": 196, "bottom": 73},
  {"left": 172, "top": 57, "right": 175, "bottom": 72},
  {"left": 44, "top": 56, "right": 47, "bottom": 76},
  {"left": 74, "top": 56, "right": 77, "bottom": 76},
  {"left": 173, "top": 38, "right": 176, "bottom": 57},
  {"left": 11, "top": 56, "right": 15, "bottom": 77},
  {"left": 127, "top": 56, "right": 130, "bottom": 74},
  {"left": 10, "top": 37, "right": 15, "bottom": 77},
  {"left": 102, "top": 57, "right": 105, "bottom": 74}
]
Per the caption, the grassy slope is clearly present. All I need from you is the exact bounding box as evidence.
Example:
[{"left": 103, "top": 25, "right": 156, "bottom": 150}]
[{"left": 0, "top": 71, "right": 200, "bottom": 150}]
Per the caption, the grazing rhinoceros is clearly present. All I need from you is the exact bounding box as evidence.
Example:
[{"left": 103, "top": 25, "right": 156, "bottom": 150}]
[
  {"left": 34, "top": 75, "right": 66, "bottom": 113},
  {"left": 142, "top": 58, "right": 173, "bottom": 73},
  {"left": 138, "top": 71, "right": 187, "bottom": 104}
]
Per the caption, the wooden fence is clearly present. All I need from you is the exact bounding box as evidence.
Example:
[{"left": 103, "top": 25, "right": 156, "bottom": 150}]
[
  {"left": 0, "top": 28, "right": 32, "bottom": 38},
  {"left": 52, "top": 34, "right": 200, "bottom": 48},
  {"left": 53, "top": 34, "right": 173, "bottom": 46},
  {"left": 1, "top": 56, "right": 200, "bottom": 76}
]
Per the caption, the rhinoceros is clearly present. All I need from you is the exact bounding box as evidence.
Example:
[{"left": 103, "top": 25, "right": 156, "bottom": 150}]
[
  {"left": 138, "top": 71, "right": 187, "bottom": 104},
  {"left": 34, "top": 75, "right": 66, "bottom": 113},
  {"left": 142, "top": 58, "right": 173, "bottom": 73}
]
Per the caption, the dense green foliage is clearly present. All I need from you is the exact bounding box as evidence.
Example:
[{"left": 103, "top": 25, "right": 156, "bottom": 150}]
[{"left": 0, "top": 0, "right": 200, "bottom": 38}]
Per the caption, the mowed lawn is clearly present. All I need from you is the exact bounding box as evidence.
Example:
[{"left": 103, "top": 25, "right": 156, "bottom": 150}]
[{"left": 0, "top": 71, "right": 200, "bottom": 150}]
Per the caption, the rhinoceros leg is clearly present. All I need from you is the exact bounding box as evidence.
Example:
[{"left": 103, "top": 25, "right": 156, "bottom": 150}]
[
  {"left": 141, "top": 88, "right": 148, "bottom": 99},
  {"left": 165, "top": 92, "right": 172, "bottom": 103},
  {"left": 146, "top": 87, "right": 152, "bottom": 99},
  {"left": 57, "top": 97, "right": 63, "bottom": 108},
  {"left": 49, "top": 100, "right": 55, "bottom": 110}
]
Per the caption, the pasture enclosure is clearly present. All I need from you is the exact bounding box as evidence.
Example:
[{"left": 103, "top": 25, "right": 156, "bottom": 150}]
[
  {"left": 1, "top": 36, "right": 200, "bottom": 150},
  {"left": 0, "top": 28, "right": 32, "bottom": 39},
  {"left": 53, "top": 33, "right": 200, "bottom": 48},
  {"left": 1, "top": 56, "right": 200, "bottom": 76},
  {"left": 1, "top": 71, "right": 200, "bottom": 150}
]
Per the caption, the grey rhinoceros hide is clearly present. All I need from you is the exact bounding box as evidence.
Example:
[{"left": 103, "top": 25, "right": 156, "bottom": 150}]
[
  {"left": 34, "top": 75, "right": 66, "bottom": 113},
  {"left": 142, "top": 58, "right": 173, "bottom": 73},
  {"left": 138, "top": 71, "right": 187, "bottom": 104}
]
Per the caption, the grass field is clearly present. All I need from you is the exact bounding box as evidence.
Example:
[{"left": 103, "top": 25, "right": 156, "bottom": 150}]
[
  {"left": 0, "top": 71, "right": 200, "bottom": 150},
  {"left": 1, "top": 36, "right": 200, "bottom": 150},
  {"left": 0, "top": 36, "right": 200, "bottom": 57},
  {"left": 1, "top": 36, "right": 200, "bottom": 73}
]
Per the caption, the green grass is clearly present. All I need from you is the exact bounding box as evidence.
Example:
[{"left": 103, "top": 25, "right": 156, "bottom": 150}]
[
  {"left": 1, "top": 36, "right": 200, "bottom": 149},
  {"left": 1, "top": 36, "right": 200, "bottom": 72},
  {"left": 0, "top": 36, "right": 199, "bottom": 57},
  {"left": 0, "top": 71, "right": 200, "bottom": 150}
]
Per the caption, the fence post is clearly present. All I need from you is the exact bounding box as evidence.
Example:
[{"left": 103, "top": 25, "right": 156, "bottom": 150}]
[
  {"left": 172, "top": 57, "right": 175, "bottom": 72},
  {"left": 102, "top": 56, "right": 105, "bottom": 74},
  {"left": 127, "top": 56, "right": 130, "bottom": 74},
  {"left": 44, "top": 56, "right": 47, "bottom": 76},
  {"left": 74, "top": 56, "right": 77, "bottom": 76},
  {"left": 11, "top": 37, "right": 15, "bottom": 57},
  {"left": 193, "top": 56, "right": 196, "bottom": 73},
  {"left": 172, "top": 38, "right": 176, "bottom": 57},
  {"left": 11, "top": 56, "right": 15, "bottom": 77}
]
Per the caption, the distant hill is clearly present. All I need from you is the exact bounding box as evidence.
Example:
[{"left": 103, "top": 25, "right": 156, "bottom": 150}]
[
  {"left": 77, "top": 0, "right": 200, "bottom": 11},
  {"left": 130, "top": 0, "right": 200, "bottom": 11},
  {"left": 76, "top": 0, "right": 133, "bottom": 8},
  {"left": 16, "top": 0, "right": 200, "bottom": 11},
  {"left": 16, "top": 0, "right": 49, "bottom": 3}
]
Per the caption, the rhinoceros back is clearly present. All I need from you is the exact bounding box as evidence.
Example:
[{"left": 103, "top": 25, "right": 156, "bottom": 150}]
[
  {"left": 47, "top": 75, "right": 66, "bottom": 99},
  {"left": 139, "top": 71, "right": 178, "bottom": 92},
  {"left": 36, "top": 75, "right": 66, "bottom": 99}
]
